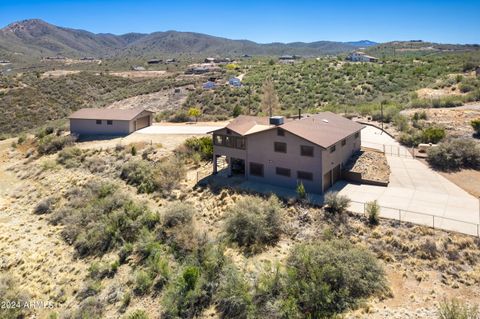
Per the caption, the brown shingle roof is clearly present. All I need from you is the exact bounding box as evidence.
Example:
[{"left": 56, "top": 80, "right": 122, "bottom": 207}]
[
  {"left": 69, "top": 108, "right": 152, "bottom": 121},
  {"left": 280, "top": 112, "right": 364, "bottom": 148},
  {"left": 213, "top": 112, "right": 364, "bottom": 148},
  {"left": 222, "top": 115, "right": 274, "bottom": 135}
]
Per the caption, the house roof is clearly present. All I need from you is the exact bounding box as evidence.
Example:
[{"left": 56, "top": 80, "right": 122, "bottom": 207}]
[
  {"left": 212, "top": 112, "right": 364, "bottom": 148},
  {"left": 69, "top": 108, "right": 153, "bottom": 121},
  {"left": 280, "top": 112, "right": 365, "bottom": 148}
]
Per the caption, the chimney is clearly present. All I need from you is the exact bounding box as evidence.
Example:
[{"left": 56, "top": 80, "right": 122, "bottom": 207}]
[{"left": 269, "top": 116, "right": 284, "bottom": 126}]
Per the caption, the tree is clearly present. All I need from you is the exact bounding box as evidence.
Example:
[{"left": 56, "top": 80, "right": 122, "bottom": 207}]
[
  {"left": 261, "top": 79, "right": 279, "bottom": 117},
  {"left": 188, "top": 107, "right": 201, "bottom": 122}
]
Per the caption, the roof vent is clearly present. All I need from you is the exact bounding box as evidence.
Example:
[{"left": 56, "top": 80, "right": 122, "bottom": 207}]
[
  {"left": 322, "top": 119, "right": 329, "bottom": 123},
  {"left": 269, "top": 116, "right": 284, "bottom": 126}
]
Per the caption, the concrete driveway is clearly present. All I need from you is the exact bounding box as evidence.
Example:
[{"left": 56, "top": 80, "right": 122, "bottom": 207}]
[
  {"left": 136, "top": 124, "right": 222, "bottom": 135},
  {"left": 335, "top": 125, "right": 480, "bottom": 236}
]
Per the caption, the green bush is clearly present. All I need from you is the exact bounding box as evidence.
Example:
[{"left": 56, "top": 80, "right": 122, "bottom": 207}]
[
  {"left": 120, "top": 158, "right": 185, "bottom": 194},
  {"left": 216, "top": 265, "right": 253, "bottom": 319},
  {"left": 134, "top": 270, "right": 154, "bottom": 295},
  {"left": 427, "top": 139, "right": 480, "bottom": 170},
  {"left": 124, "top": 310, "right": 149, "bottom": 319},
  {"left": 324, "top": 192, "right": 350, "bottom": 216},
  {"left": 183, "top": 136, "right": 213, "bottom": 161},
  {"left": 51, "top": 180, "right": 159, "bottom": 257},
  {"left": 421, "top": 127, "right": 446, "bottom": 144},
  {"left": 438, "top": 298, "right": 479, "bottom": 319},
  {"left": 162, "top": 202, "right": 195, "bottom": 228},
  {"left": 37, "top": 135, "right": 75, "bottom": 155},
  {"left": 471, "top": 119, "right": 480, "bottom": 135},
  {"left": 57, "top": 147, "right": 84, "bottom": 168},
  {"left": 284, "top": 240, "right": 388, "bottom": 317},
  {"left": 296, "top": 182, "right": 306, "bottom": 199},
  {"left": 366, "top": 200, "right": 380, "bottom": 226},
  {"left": 225, "top": 195, "right": 283, "bottom": 253}
]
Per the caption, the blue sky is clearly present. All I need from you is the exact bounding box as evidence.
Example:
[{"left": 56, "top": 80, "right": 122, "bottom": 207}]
[{"left": 0, "top": 0, "right": 479, "bottom": 44}]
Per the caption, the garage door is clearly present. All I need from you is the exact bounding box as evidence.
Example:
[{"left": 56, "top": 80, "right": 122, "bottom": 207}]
[{"left": 135, "top": 116, "right": 150, "bottom": 131}]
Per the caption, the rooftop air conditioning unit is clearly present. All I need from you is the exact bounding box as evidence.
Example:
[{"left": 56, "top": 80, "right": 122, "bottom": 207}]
[{"left": 269, "top": 116, "right": 284, "bottom": 126}]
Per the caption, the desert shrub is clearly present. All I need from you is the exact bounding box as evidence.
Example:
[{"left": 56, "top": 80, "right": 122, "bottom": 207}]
[
  {"left": 51, "top": 180, "right": 159, "bottom": 257},
  {"left": 182, "top": 136, "right": 213, "bottom": 161},
  {"left": 296, "top": 182, "right": 306, "bottom": 199},
  {"left": 459, "top": 83, "right": 475, "bottom": 93},
  {"left": 34, "top": 197, "right": 55, "bottom": 214},
  {"left": 0, "top": 274, "right": 30, "bottom": 319},
  {"left": 57, "top": 147, "right": 84, "bottom": 168},
  {"left": 120, "top": 158, "right": 185, "bottom": 194},
  {"left": 412, "top": 111, "right": 428, "bottom": 121},
  {"left": 65, "top": 297, "right": 104, "bottom": 319},
  {"left": 366, "top": 200, "right": 380, "bottom": 226},
  {"left": 134, "top": 270, "right": 154, "bottom": 295},
  {"left": 284, "top": 240, "right": 388, "bottom": 317},
  {"left": 471, "top": 119, "right": 480, "bottom": 136},
  {"left": 225, "top": 195, "right": 283, "bottom": 252},
  {"left": 216, "top": 265, "right": 253, "bottom": 319},
  {"left": 324, "top": 192, "right": 350, "bottom": 216},
  {"left": 169, "top": 111, "right": 190, "bottom": 122},
  {"left": 37, "top": 135, "right": 75, "bottom": 155},
  {"left": 393, "top": 114, "right": 409, "bottom": 132},
  {"left": 162, "top": 202, "right": 195, "bottom": 228},
  {"left": 427, "top": 139, "right": 480, "bottom": 170},
  {"left": 124, "top": 310, "right": 149, "bottom": 319},
  {"left": 421, "top": 127, "right": 446, "bottom": 144},
  {"left": 419, "top": 239, "right": 438, "bottom": 259},
  {"left": 398, "top": 131, "right": 422, "bottom": 147},
  {"left": 438, "top": 298, "right": 479, "bottom": 319}
]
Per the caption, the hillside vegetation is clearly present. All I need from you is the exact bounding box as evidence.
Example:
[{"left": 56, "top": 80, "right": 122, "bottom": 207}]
[{"left": 182, "top": 53, "right": 480, "bottom": 121}]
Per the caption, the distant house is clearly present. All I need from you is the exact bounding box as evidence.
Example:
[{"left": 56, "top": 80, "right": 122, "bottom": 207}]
[
  {"left": 210, "top": 112, "right": 364, "bottom": 194},
  {"left": 346, "top": 52, "right": 378, "bottom": 63},
  {"left": 205, "top": 57, "right": 216, "bottom": 63},
  {"left": 69, "top": 108, "right": 154, "bottom": 136},
  {"left": 229, "top": 77, "right": 242, "bottom": 87},
  {"left": 131, "top": 66, "right": 146, "bottom": 71},
  {"left": 80, "top": 57, "right": 95, "bottom": 61},
  {"left": 185, "top": 67, "right": 210, "bottom": 75},
  {"left": 279, "top": 55, "right": 296, "bottom": 64},
  {"left": 165, "top": 58, "right": 177, "bottom": 64},
  {"left": 0, "top": 60, "right": 10, "bottom": 64},
  {"left": 147, "top": 59, "right": 162, "bottom": 64},
  {"left": 202, "top": 81, "right": 217, "bottom": 90}
]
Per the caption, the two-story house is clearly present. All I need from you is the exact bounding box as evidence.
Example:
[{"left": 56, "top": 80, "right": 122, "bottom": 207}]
[{"left": 211, "top": 112, "right": 364, "bottom": 194}]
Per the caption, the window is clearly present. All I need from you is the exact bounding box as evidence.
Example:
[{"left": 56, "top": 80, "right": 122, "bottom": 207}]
[
  {"left": 355, "top": 132, "right": 359, "bottom": 139},
  {"left": 300, "top": 145, "right": 314, "bottom": 157},
  {"left": 277, "top": 128, "right": 285, "bottom": 136},
  {"left": 225, "top": 136, "right": 234, "bottom": 147},
  {"left": 249, "top": 162, "right": 264, "bottom": 177},
  {"left": 235, "top": 137, "right": 245, "bottom": 149},
  {"left": 297, "top": 171, "right": 313, "bottom": 181},
  {"left": 276, "top": 167, "right": 291, "bottom": 177},
  {"left": 214, "top": 134, "right": 224, "bottom": 145},
  {"left": 330, "top": 145, "right": 336, "bottom": 153},
  {"left": 341, "top": 139, "right": 346, "bottom": 146},
  {"left": 96, "top": 120, "right": 102, "bottom": 125},
  {"left": 107, "top": 120, "right": 113, "bottom": 125},
  {"left": 274, "top": 142, "right": 287, "bottom": 153}
]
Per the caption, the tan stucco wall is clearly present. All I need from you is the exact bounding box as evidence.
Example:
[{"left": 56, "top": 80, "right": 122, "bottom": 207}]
[
  {"left": 212, "top": 126, "right": 362, "bottom": 194},
  {"left": 70, "top": 119, "right": 131, "bottom": 135}
]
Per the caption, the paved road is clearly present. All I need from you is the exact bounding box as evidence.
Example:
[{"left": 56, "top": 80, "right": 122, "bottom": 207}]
[
  {"left": 136, "top": 124, "right": 222, "bottom": 135},
  {"left": 336, "top": 125, "right": 480, "bottom": 236}
]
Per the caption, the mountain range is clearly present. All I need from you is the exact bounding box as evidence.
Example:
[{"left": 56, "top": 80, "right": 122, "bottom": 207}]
[{"left": 0, "top": 19, "right": 377, "bottom": 61}]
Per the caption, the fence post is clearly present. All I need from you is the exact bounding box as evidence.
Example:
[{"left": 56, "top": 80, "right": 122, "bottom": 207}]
[
  {"left": 432, "top": 215, "right": 435, "bottom": 229},
  {"left": 477, "top": 224, "right": 479, "bottom": 238},
  {"left": 383, "top": 144, "right": 385, "bottom": 154},
  {"left": 363, "top": 202, "right": 366, "bottom": 215},
  {"left": 398, "top": 209, "right": 401, "bottom": 224},
  {"left": 196, "top": 171, "right": 199, "bottom": 183}
]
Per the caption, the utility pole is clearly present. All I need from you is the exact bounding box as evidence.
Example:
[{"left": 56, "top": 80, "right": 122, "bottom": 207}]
[{"left": 380, "top": 101, "right": 384, "bottom": 134}]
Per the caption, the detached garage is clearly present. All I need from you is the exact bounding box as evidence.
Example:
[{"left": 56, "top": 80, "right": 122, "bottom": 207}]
[{"left": 69, "top": 108, "right": 154, "bottom": 136}]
